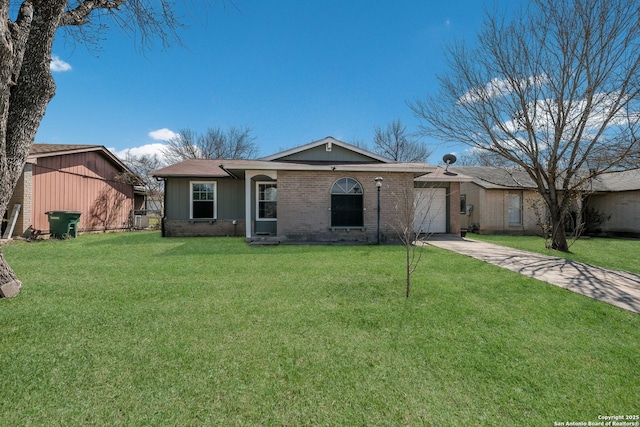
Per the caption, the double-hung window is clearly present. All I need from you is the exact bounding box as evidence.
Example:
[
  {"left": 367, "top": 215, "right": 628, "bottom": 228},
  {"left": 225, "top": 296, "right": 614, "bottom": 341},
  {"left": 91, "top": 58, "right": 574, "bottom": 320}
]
[
  {"left": 331, "top": 177, "right": 363, "bottom": 227},
  {"left": 257, "top": 182, "right": 277, "bottom": 220},
  {"left": 191, "top": 181, "right": 217, "bottom": 219},
  {"left": 508, "top": 192, "right": 522, "bottom": 225}
]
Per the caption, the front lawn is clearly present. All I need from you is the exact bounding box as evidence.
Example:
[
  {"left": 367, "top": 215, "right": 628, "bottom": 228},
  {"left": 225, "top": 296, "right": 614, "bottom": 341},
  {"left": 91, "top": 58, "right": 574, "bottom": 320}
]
[
  {"left": 468, "top": 233, "right": 640, "bottom": 274},
  {"left": 1, "top": 232, "right": 638, "bottom": 426}
]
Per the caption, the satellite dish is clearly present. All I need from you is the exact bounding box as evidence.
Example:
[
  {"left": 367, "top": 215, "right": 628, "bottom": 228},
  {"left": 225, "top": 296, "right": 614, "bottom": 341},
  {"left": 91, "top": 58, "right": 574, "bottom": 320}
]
[{"left": 443, "top": 153, "right": 457, "bottom": 171}]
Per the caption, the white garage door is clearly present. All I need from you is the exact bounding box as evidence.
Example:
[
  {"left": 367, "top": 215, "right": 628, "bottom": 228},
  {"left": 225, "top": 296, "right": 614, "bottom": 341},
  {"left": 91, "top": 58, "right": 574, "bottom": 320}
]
[{"left": 414, "top": 188, "right": 447, "bottom": 234}]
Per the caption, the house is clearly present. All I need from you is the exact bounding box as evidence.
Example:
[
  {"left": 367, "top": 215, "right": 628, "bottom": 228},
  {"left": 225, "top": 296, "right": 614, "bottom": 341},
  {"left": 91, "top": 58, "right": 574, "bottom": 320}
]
[
  {"left": 452, "top": 166, "right": 640, "bottom": 237},
  {"left": 3, "top": 144, "right": 144, "bottom": 238},
  {"left": 451, "top": 166, "right": 544, "bottom": 235},
  {"left": 153, "top": 137, "right": 470, "bottom": 242},
  {"left": 585, "top": 168, "right": 640, "bottom": 237}
]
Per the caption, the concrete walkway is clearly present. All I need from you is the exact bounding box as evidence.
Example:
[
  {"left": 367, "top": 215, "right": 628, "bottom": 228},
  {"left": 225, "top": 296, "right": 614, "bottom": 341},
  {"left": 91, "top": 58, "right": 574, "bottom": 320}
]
[{"left": 426, "top": 235, "right": 640, "bottom": 314}]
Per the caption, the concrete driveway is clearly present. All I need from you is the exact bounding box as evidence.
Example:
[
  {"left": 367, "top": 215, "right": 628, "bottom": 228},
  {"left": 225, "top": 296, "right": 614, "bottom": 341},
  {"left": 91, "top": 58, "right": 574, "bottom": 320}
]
[{"left": 426, "top": 235, "right": 640, "bottom": 314}]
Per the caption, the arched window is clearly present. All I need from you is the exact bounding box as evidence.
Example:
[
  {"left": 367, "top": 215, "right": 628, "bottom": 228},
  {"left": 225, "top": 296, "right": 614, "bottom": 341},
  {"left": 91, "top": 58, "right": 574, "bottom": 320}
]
[{"left": 331, "top": 177, "right": 363, "bottom": 227}]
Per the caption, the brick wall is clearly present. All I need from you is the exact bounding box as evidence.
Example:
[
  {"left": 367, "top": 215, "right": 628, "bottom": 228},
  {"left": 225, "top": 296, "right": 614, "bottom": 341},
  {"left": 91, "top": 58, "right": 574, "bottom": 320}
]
[
  {"left": 163, "top": 219, "right": 246, "bottom": 237},
  {"left": 6, "top": 164, "right": 32, "bottom": 237},
  {"left": 277, "top": 171, "right": 413, "bottom": 242}
]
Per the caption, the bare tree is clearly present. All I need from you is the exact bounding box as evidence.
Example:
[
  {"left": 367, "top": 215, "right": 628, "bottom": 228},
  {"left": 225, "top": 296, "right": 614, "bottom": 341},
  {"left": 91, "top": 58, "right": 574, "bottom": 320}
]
[
  {"left": 457, "top": 149, "right": 516, "bottom": 167},
  {"left": 389, "top": 180, "right": 444, "bottom": 298},
  {"left": 121, "top": 152, "right": 165, "bottom": 216},
  {"left": 412, "top": 0, "right": 640, "bottom": 252},
  {"left": 0, "top": 1, "right": 223, "bottom": 298},
  {"left": 162, "top": 126, "right": 258, "bottom": 163},
  {"left": 373, "top": 119, "right": 432, "bottom": 162},
  {"left": 389, "top": 183, "right": 419, "bottom": 298}
]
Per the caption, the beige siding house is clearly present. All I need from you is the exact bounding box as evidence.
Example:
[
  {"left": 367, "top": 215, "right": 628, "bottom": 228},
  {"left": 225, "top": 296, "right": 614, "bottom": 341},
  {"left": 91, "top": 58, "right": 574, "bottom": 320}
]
[
  {"left": 451, "top": 167, "right": 545, "bottom": 235},
  {"left": 453, "top": 166, "right": 640, "bottom": 237},
  {"left": 586, "top": 169, "right": 640, "bottom": 237}
]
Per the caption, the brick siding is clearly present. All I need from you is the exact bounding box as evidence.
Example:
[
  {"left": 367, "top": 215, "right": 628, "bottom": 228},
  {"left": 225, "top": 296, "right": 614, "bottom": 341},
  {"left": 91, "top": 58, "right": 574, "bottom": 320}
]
[
  {"left": 278, "top": 171, "right": 413, "bottom": 242},
  {"left": 163, "top": 219, "right": 246, "bottom": 237},
  {"left": 6, "top": 164, "right": 32, "bottom": 237}
]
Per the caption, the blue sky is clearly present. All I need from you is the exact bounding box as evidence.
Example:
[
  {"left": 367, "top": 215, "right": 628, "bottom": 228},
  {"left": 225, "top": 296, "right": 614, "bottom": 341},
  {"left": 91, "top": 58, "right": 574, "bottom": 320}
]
[{"left": 36, "top": 0, "right": 496, "bottom": 165}]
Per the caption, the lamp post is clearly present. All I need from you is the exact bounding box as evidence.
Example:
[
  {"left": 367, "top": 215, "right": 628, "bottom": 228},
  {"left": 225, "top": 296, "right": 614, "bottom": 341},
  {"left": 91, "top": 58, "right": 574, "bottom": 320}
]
[{"left": 375, "top": 176, "right": 383, "bottom": 244}]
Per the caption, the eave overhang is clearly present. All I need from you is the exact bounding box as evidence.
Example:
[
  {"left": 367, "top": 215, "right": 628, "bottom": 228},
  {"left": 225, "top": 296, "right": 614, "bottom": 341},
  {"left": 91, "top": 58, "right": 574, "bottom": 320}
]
[{"left": 219, "top": 160, "right": 436, "bottom": 179}]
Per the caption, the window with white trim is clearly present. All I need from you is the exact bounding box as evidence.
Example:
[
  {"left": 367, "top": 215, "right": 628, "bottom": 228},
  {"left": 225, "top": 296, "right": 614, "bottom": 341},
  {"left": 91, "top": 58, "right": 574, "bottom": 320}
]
[
  {"left": 331, "top": 177, "right": 363, "bottom": 227},
  {"left": 508, "top": 192, "right": 522, "bottom": 225},
  {"left": 190, "top": 181, "right": 217, "bottom": 219},
  {"left": 257, "top": 182, "right": 277, "bottom": 220}
]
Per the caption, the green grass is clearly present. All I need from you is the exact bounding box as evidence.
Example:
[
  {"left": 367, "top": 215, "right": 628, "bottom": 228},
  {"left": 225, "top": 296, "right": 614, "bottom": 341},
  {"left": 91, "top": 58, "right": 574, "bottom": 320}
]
[
  {"left": 468, "top": 233, "right": 640, "bottom": 274},
  {"left": 1, "top": 232, "right": 638, "bottom": 426}
]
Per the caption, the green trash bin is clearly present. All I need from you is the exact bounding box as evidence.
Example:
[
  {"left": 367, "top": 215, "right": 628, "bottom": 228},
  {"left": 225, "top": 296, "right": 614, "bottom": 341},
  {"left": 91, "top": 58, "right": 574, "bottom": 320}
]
[{"left": 46, "top": 211, "right": 82, "bottom": 239}]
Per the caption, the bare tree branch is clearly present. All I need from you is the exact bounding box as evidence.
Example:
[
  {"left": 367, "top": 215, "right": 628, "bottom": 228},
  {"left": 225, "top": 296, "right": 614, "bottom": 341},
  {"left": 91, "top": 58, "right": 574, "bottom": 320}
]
[
  {"left": 0, "top": 0, "right": 226, "bottom": 296},
  {"left": 372, "top": 119, "right": 431, "bottom": 162},
  {"left": 162, "top": 126, "right": 258, "bottom": 162},
  {"left": 412, "top": 0, "right": 640, "bottom": 251},
  {"left": 60, "top": 1, "right": 125, "bottom": 26}
]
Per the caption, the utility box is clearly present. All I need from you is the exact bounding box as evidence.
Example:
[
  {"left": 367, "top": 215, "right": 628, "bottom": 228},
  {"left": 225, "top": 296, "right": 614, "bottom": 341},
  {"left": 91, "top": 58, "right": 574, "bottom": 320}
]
[{"left": 46, "top": 211, "right": 82, "bottom": 239}]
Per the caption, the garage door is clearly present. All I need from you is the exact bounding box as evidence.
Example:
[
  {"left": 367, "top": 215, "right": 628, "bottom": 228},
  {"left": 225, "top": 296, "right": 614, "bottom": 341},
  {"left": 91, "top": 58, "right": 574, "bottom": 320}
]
[{"left": 414, "top": 188, "right": 447, "bottom": 234}]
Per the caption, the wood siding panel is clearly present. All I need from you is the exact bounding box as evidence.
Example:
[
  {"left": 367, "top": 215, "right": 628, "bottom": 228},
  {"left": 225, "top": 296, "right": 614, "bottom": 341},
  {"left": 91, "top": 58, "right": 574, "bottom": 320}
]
[
  {"left": 165, "top": 178, "right": 245, "bottom": 220},
  {"left": 164, "top": 179, "right": 190, "bottom": 219},
  {"left": 277, "top": 145, "right": 381, "bottom": 163},
  {"left": 31, "top": 152, "right": 134, "bottom": 232},
  {"left": 218, "top": 179, "right": 245, "bottom": 219}
]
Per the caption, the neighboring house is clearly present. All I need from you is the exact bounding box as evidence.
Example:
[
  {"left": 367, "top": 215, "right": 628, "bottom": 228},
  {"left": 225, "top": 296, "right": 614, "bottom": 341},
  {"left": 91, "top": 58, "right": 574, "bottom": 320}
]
[
  {"left": 4, "top": 144, "right": 144, "bottom": 238},
  {"left": 585, "top": 168, "right": 640, "bottom": 237},
  {"left": 452, "top": 166, "right": 544, "bottom": 235},
  {"left": 452, "top": 166, "right": 640, "bottom": 237},
  {"left": 153, "top": 137, "right": 470, "bottom": 243}
]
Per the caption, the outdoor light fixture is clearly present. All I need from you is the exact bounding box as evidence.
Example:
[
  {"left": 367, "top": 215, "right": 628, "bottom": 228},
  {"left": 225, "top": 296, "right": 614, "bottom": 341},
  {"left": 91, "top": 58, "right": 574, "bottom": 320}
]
[{"left": 375, "top": 177, "right": 383, "bottom": 244}]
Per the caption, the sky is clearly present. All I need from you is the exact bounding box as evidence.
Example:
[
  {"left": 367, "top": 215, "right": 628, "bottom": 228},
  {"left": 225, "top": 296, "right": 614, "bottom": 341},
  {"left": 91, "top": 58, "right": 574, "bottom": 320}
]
[{"left": 35, "top": 0, "right": 500, "bottom": 166}]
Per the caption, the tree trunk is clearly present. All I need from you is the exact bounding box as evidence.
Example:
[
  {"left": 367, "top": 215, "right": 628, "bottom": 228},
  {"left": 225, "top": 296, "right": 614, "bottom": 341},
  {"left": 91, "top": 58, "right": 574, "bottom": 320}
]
[
  {"left": 0, "top": 251, "right": 21, "bottom": 297},
  {"left": 405, "top": 243, "right": 411, "bottom": 298},
  {"left": 0, "top": 1, "right": 66, "bottom": 297},
  {"left": 1, "top": 2, "right": 191, "bottom": 298},
  {"left": 549, "top": 206, "right": 570, "bottom": 252},
  {"left": 551, "top": 220, "right": 569, "bottom": 252}
]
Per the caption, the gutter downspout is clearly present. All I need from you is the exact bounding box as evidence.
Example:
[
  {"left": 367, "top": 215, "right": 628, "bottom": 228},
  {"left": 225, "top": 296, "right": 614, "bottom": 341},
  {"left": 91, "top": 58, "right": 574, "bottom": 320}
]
[{"left": 219, "top": 165, "right": 239, "bottom": 180}]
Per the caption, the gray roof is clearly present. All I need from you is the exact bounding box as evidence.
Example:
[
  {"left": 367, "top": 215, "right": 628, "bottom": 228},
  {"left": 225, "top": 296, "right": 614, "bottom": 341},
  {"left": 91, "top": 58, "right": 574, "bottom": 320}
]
[
  {"left": 153, "top": 159, "right": 231, "bottom": 178},
  {"left": 29, "top": 144, "right": 97, "bottom": 155},
  {"left": 590, "top": 169, "right": 640, "bottom": 192},
  {"left": 450, "top": 167, "right": 538, "bottom": 189},
  {"left": 452, "top": 166, "right": 640, "bottom": 192}
]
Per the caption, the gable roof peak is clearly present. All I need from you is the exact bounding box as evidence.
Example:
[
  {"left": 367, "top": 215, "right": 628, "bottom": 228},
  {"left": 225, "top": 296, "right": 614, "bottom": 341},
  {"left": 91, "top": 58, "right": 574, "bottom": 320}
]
[
  {"left": 260, "top": 136, "right": 393, "bottom": 163},
  {"left": 28, "top": 143, "right": 142, "bottom": 184}
]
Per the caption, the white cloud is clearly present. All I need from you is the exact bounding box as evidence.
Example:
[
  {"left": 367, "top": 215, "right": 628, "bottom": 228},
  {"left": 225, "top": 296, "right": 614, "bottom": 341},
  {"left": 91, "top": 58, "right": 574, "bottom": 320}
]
[
  {"left": 148, "top": 128, "right": 178, "bottom": 141},
  {"left": 500, "top": 91, "right": 636, "bottom": 137},
  {"left": 50, "top": 55, "right": 72, "bottom": 72},
  {"left": 115, "top": 143, "right": 169, "bottom": 165},
  {"left": 459, "top": 75, "right": 548, "bottom": 104}
]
